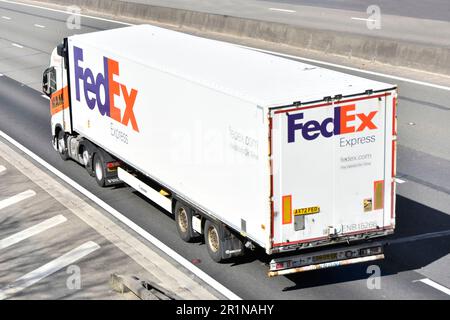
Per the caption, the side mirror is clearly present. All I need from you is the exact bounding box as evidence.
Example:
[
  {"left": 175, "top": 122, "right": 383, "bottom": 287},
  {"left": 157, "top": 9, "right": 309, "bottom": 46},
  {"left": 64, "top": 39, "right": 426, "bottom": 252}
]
[
  {"left": 42, "top": 67, "right": 56, "bottom": 97},
  {"left": 56, "top": 43, "right": 64, "bottom": 57},
  {"left": 42, "top": 71, "right": 49, "bottom": 96}
]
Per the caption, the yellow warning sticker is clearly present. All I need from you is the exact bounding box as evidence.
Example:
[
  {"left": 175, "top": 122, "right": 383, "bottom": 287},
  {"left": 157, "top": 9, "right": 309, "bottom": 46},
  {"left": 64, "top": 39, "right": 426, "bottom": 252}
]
[
  {"left": 364, "top": 198, "right": 373, "bottom": 212},
  {"left": 293, "top": 206, "right": 320, "bottom": 216}
]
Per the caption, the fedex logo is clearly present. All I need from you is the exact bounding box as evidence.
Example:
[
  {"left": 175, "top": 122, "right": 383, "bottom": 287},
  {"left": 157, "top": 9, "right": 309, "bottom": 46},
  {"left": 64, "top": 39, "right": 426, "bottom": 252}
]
[
  {"left": 287, "top": 104, "right": 377, "bottom": 143},
  {"left": 73, "top": 46, "right": 139, "bottom": 132}
]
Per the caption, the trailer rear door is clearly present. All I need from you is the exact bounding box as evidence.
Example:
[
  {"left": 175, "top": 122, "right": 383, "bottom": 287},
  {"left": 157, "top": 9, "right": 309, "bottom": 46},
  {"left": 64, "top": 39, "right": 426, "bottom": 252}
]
[{"left": 270, "top": 92, "right": 396, "bottom": 247}]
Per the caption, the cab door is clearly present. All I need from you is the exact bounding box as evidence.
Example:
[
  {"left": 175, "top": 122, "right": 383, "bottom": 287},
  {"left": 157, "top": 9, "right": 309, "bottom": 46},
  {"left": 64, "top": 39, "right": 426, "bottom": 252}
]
[{"left": 43, "top": 44, "right": 71, "bottom": 141}]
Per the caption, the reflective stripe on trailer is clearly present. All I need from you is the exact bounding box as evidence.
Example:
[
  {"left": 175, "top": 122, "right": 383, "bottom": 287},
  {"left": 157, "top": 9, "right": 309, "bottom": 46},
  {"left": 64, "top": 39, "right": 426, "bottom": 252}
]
[{"left": 268, "top": 254, "right": 384, "bottom": 277}]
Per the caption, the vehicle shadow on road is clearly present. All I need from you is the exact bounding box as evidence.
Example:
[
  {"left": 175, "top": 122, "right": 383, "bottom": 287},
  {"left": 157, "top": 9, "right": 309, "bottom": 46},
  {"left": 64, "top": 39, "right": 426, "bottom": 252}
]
[{"left": 279, "top": 195, "right": 450, "bottom": 291}]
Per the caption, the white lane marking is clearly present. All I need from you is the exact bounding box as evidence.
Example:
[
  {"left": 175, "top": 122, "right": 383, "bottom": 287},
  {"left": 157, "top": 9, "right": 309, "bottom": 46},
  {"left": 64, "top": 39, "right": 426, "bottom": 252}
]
[
  {"left": 41, "top": 95, "right": 50, "bottom": 100},
  {"left": 238, "top": 46, "right": 450, "bottom": 92},
  {"left": 0, "top": 165, "right": 5, "bottom": 173},
  {"left": 0, "top": 241, "right": 100, "bottom": 300},
  {"left": 2, "top": 0, "right": 449, "bottom": 92},
  {"left": 11, "top": 43, "right": 23, "bottom": 49},
  {"left": 1, "top": 15, "right": 11, "bottom": 20},
  {"left": 0, "top": 73, "right": 3, "bottom": 77},
  {"left": 0, "top": 189, "right": 36, "bottom": 211},
  {"left": 0, "top": 0, "right": 131, "bottom": 26},
  {"left": 416, "top": 278, "right": 450, "bottom": 296},
  {"left": 269, "top": 8, "right": 296, "bottom": 13},
  {"left": 395, "top": 178, "right": 406, "bottom": 184},
  {"left": 351, "top": 17, "right": 376, "bottom": 22},
  {"left": 33, "top": 24, "right": 45, "bottom": 28},
  {"left": 0, "top": 215, "right": 67, "bottom": 250},
  {"left": 388, "top": 229, "right": 450, "bottom": 245},
  {"left": 0, "top": 130, "right": 241, "bottom": 300}
]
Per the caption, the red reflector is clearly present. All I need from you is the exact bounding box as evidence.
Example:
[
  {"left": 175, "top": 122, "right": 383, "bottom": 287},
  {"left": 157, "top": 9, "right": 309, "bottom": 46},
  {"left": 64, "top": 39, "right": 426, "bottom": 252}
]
[
  {"left": 276, "top": 263, "right": 284, "bottom": 270},
  {"left": 106, "top": 161, "right": 120, "bottom": 168}
]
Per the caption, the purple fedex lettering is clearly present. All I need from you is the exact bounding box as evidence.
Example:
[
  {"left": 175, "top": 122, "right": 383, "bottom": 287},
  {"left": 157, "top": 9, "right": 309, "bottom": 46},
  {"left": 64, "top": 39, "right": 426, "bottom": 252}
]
[
  {"left": 73, "top": 46, "right": 139, "bottom": 132},
  {"left": 287, "top": 105, "right": 377, "bottom": 143}
]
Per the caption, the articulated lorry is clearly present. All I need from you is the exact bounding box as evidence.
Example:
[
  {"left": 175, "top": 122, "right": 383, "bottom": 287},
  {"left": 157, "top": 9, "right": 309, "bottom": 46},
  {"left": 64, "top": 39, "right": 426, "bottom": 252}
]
[{"left": 43, "top": 25, "right": 397, "bottom": 276}]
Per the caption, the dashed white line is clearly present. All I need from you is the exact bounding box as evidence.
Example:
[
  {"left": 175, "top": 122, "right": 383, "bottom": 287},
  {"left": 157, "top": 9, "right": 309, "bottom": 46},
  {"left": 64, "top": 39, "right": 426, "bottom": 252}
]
[
  {"left": 1, "top": 16, "right": 11, "bottom": 20},
  {"left": 0, "top": 165, "right": 5, "bottom": 174},
  {"left": 11, "top": 43, "right": 23, "bottom": 49},
  {"left": 33, "top": 24, "right": 45, "bottom": 28},
  {"left": 269, "top": 8, "right": 296, "bottom": 13},
  {"left": 0, "top": 189, "right": 36, "bottom": 211},
  {"left": 351, "top": 17, "right": 376, "bottom": 22},
  {"left": 0, "top": 215, "right": 67, "bottom": 250},
  {"left": 0, "top": 130, "right": 241, "bottom": 300},
  {"left": 417, "top": 278, "right": 450, "bottom": 296},
  {"left": 1, "top": 0, "right": 448, "bottom": 92},
  {"left": 41, "top": 94, "right": 50, "bottom": 100},
  {"left": 395, "top": 178, "right": 406, "bottom": 184},
  {"left": 239, "top": 46, "right": 450, "bottom": 92},
  {"left": 0, "top": 241, "right": 100, "bottom": 300},
  {"left": 0, "top": 0, "right": 131, "bottom": 26}
]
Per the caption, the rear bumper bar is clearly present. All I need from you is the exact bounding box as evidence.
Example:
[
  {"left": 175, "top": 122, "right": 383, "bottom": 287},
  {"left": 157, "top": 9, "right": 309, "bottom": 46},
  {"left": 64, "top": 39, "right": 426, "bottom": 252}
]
[{"left": 268, "top": 242, "right": 384, "bottom": 277}]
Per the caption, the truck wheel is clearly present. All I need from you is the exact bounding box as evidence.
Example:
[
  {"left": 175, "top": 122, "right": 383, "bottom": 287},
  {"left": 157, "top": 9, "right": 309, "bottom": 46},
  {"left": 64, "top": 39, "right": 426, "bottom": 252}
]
[
  {"left": 204, "top": 220, "right": 225, "bottom": 263},
  {"left": 57, "top": 130, "right": 69, "bottom": 161},
  {"left": 174, "top": 201, "right": 198, "bottom": 242},
  {"left": 93, "top": 153, "right": 106, "bottom": 187},
  {"left": 81, "top": 147, "right": 94, "bottom": 177}
]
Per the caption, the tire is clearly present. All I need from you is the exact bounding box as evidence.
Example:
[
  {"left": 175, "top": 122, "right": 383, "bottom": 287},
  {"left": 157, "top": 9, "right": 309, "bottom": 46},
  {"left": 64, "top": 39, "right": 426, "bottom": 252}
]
[
  {"left": 204, "top": 220, "right": 224, "bottom": 262},
  {"left": 174, "top": 201, "right": 198, "bottom": 242},
  {"left": 81, "top": 147, "right": 95, "bottom": 177},
  {"left": 93, "top": 153, "right": 106, "bottom": 187},
  {"left": 57, "top": 130, "right": 69, "bottom": 161}
]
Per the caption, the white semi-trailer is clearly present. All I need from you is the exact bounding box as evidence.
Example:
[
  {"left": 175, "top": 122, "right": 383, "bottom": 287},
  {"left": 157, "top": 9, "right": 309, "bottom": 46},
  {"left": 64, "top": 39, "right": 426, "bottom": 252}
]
[{"left": 43, "top": 25, "right": 397, "bottom": 276}]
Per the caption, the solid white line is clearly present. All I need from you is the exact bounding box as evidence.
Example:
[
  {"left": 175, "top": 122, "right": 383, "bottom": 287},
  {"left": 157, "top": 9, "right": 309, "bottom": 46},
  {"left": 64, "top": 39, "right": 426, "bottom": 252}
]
[
  {"left": 269, "top": 8, "right": 296, "bottom": 13},
  {"left": 395, "top": 178, "right": 406, "bottom": 184},
  {"left": 41, "top": 94, "right": 50, "bottom": 100},
  {"left": 417, "top": 278, "right": 450, "bottom": 296},
  {"left": 33, "top": 24, "right": 45, "bottom": 28},
  {"left": 239, "top": 46, "right": 450, "bottom": 92},
  {"left": 0, "top": 165, "right": 5, "bottom": 173},
  {"left": 1, "top": 15, "right": 11, "bottom": 20},
  {"left": 0, "top": 189, "right": 36, "bottom": 211},
  {"left": 388, "top": 229, "right": 450, "bottom": 245},
  {"left": 351, "top": 17, "right": 376, "bottom": 22},
  {"left": 0, "top": 215, "right": 67, "bottom": 250},
  {"left": 0, "top": 130, "right": 241, "bottom": 300},
  {"left": 0, "top": 0, "right": 131, "bottom": 26},
  {"left": 0, "top": 241, "right": 100, "bottom": 300},
  {"left": 2, "top": 0, "right": 448, "bottom": 92},
  {"left": 11, "top": 43, "right": 23, "bottom": 49}
]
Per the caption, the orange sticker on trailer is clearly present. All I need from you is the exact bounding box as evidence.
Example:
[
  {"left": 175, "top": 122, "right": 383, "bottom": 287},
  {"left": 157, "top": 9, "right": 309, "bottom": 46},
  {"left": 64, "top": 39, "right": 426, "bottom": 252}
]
[
  {"left": 374, "top": 180, "right": 384, "bottom": 210},
  {"left": 282, "top": 195, "right": 292, "bottom": 224}
]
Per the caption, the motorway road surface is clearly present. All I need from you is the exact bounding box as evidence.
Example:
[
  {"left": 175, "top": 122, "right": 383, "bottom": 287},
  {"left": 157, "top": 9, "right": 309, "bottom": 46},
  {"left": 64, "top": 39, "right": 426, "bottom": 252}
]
[
  {"left": 125, "top": 0, "right": 450, "bottom": 47},
  {"left": 0, "top": 1, "right": 450, "bottom": 299}
]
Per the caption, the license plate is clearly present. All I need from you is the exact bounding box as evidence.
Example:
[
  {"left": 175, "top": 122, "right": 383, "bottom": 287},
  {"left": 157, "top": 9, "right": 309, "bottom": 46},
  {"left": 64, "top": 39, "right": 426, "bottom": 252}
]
[
  {"left": 312, "top": 252, "right": 338, "bottom": 263},
  {"left": 294, "top": 206, "right": 320, "bottom": 216}
]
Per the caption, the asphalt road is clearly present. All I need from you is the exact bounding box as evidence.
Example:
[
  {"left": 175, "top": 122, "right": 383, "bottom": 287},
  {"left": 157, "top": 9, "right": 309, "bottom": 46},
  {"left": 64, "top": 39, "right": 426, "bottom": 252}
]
[
  {"left": 260, "top": 0, "right": 450, "bottom": 21},
  {"left": 0, "top": 1, "right": 450, "bottom": 299},
  {"left": 126, "top": 0, "right": 450, "bottom": 46}
]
